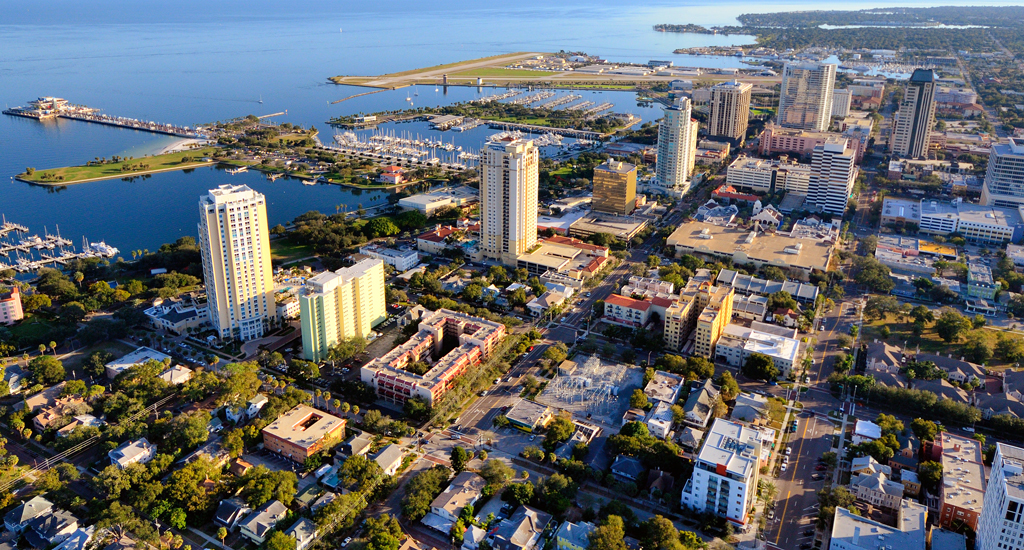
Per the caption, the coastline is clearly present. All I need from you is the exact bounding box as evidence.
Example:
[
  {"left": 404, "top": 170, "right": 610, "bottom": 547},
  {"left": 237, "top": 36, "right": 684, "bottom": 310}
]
[
  {"left": 17, "top": 161, "right": 215, "bottom": 187},
  {"left": 156, "top": 138, "right": 211, "bottom": 155}
]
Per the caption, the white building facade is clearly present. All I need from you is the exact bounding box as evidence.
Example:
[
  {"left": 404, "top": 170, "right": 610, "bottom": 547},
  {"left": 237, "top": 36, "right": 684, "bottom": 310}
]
[
  {"left": 680, "top": 418, "right": 763, "bottom": 525},
  {"left": 656, "top": 97, "right": 699, "bottom": 196},
  {"left": 978, "top": 443, "right": 1024, "bottom": 550},
  {"left": 808, "top": 138, "right": 857, "bottom": 216}
]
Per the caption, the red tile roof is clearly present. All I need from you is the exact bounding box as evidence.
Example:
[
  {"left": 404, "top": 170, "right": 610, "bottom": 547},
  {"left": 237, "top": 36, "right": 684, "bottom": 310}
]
[
  {"left": 605, "top": 294, "right": 651, "bottom": 312},
  {"left": 543, "top": 235, "right": 608, "bottom": 253},
  {"left": 651, "top": 296, "right": 675, "bottom": 308},
  {"left": 417, "top": 225, "right": 457, "bottom": 243}
]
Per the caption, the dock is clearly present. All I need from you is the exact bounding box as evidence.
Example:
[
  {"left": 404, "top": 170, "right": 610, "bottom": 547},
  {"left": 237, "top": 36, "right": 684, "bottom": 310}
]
[
  {"left": 4, "top": 96, "right": 208, "bottom": 138},
  {"left": 0, "top": 222, "right": 119, "bottom": 273},
  {"left": 483, "top": 121, "right": 602, "bottom": 139}
]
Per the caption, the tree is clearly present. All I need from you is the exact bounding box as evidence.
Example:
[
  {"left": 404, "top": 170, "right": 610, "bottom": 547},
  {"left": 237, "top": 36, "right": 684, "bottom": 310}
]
[
  {"left": 715, "top": 371, "right": 739, "bottom": 401},
  {"left": 240, "top": 466, "right": 298, "bottom": 507},
  {"left": 935, "top": 308, "right": 972, "bottom": 343},
  {"left": 27, "top": 355, "right": 65, "bottom": 385},
  {"left": 479, "top": 459, "right": 515, "bottom": 486},
  {"left": 588, "top": 515, "right": 628, "bottom": 550},
  {"left": 629, "top": 389, "right": 649, "bottom": 410},
  {"left": 919, "top": 460, "right": 943, "bottom": 494},
  {"left": 910, "top": 305, "right": 935, "bottom": 325},
  {"left": 766, "top": 291, "right": 798, "bottom": 313},
  {"left": 742, "top": 353, "right": 778, "bottom": 381},
  {"left": 863, "top": 296, "right": 901, "bottom": 321},
  {"left": 544, "top": 343, "right": 568, "bottom": 366},
  {"left": 265, "top": 531, "right": 297, "bottom": 550},
  {"left": 365, "top": 515, "right": 404, "bottom": 550},
  {"left": 451, "top": 446, "right": 469, "bottom": 473},
  {"left": 911, "top": 418, "right": 938, "bottom": 443},
  {"left": 216, "top": 527, "right": 228, "bottom": 548},
  {"left": 366, "top": 217, "right": 400, "bottom": 238},
  {"left": 401, "top": 465, "right": 451, "bottom": 520},
  {"left": 874, "top": 414, "right": 904, "bottom": 436},
  {"left": 962, "top": 331, "right": 994, "bottom": 363},
  {"left": 545, "top": 415, "right": 575, "bottom": 448},
  {"left": 996, "top": 334, "right": 1024, "bottom": 362},
  {"left": 85, "top": 350, "right": 115, "bottom": 378},
  {"left": 503, "top": 481, "right": 534, "bottom": 507}
]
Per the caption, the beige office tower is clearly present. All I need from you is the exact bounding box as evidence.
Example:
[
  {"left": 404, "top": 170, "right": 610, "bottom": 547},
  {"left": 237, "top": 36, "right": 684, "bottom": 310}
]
[
  {"left": 300, "top": 259, "right": 386, "bottom": 363},
  {"left": 777, "top": 62, "right": 836, "bottom": 132},
  {"left": 198, "top": 184, "right": 276, "bottom": 341},
  {"left": 656, "top": 97, "right": 700, "bottom": 195},
  {"left": 891, "top": 69, "right": 937, "bottom": 159},
  {"left": 480, "top": 138, "right": 539, "bottom": 266},
  {"left": 709, "top": 81, "right": 753, "bottom": 142},
  {"left": 592, "top": 159, "right": 637, "bottom": 215}
]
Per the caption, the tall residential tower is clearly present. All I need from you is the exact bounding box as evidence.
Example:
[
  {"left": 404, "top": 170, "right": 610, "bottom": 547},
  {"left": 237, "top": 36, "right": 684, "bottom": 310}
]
[
  {"left": 709, "top": 81, "right": 753, "bottom": 143},
  {"left": 891, "top": 68, "right": 937, "bottom": 159},
  {"left": 777, "top": 62, "right": 836, "bottom": 132},
  {"left": 979, "top": 443, "right": 1024, "bottom": 550},
  {"left": 480, "top": 138, "right": 539, "bottom": 266},
  {"left": 982, "top": 138, "right": 1024, "bottom": 208},
  {"left": 808, "top": 138, "right": 857, "bottom": 217},
  {"left": 299, "top": 258, "right": 385, "bottom": 363},
  {"left": 198, "top": 185, "right": 275, "bottom": 341},
  {"left": 656, "top": 97, "right": 699, "bottom": 196}
]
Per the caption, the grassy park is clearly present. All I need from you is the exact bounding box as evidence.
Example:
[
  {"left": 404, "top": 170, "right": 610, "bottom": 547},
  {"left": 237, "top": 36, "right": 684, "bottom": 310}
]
[
  {"left": 270, "top": 239, "right": 315, "bottom": 265},
  {"left": 861, "top": 312, "right": 1018, "bottom": 370},
  {"left": 20, "top": 147, "right": 218, "bottom": 185}
]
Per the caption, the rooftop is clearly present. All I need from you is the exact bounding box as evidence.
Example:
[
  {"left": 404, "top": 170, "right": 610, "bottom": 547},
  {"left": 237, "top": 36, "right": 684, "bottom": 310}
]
[
  {"left": 105, "top": 347, "right": 170, "bottom": 377},
  {"left": 262, "top": 405, "right": 345, "bottom": 448},
  {"left": 667, "top": 222, "right": 833, "bottom": 272},
  {"left": 880, "top": 198, "right": 921, "bottom": 222},
  {"left": 829, "top": 500, "right": 926, "bottom": 550},
  {"left": 994, "top": 443, "right": 1024, "bottom": 501},
  {"left": 430, "top": 471, "right": 486, "bottom": 516},
  {"left": 644, "top": 371, "right": 685, "bottom": 403},
  {"left": 717, "top": 269, "right": 819, "bottom": 302},
  {"left": 939, "top": 432, "right": 986, "bottom": 512},
  {"left": 696, "top": 418, "right": 764, "bottom": 480},
  {"left": 505, "top": 399, "right": 551, "bottom": 428}
]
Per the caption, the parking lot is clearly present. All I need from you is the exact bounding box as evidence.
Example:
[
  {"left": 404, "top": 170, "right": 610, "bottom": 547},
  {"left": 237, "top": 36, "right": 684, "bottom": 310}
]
[{"left": 243, "top": 449, "right": 320, "bottom": 490}]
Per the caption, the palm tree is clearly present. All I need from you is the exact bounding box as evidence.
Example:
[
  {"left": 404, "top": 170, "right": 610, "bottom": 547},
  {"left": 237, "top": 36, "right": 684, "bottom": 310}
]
[
  {"left": 332, "top": 399, "right": 341, "bottom": 411},
  {"left": 323, "top": 391, "right": 331, "bottom": 409},
  {"left": 341, "top": 402, "right": 350, "bottom": 416},
  {"left": 314, "top": 389, "right": 322, "bottom": 409},
  {"left": 216, "top": 527, "right": 228, "bottom": 548},
  {"left": 73, "top": 271, "right": 84, "bottom": 288},
  {"left": 49, "top": 341, "right": 57, "bottom": 355},
  {"left": 38, "top": 344, "right": 46, "bottom": 356},
  {"left": 351, "top": 405, "right": 359, "bottom": 417}
]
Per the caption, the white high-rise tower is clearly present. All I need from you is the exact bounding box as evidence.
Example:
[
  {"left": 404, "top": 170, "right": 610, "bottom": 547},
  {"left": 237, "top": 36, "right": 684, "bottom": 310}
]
[
  {"left": 656, "top": 97, "right": 699, "bottom": 196},
  {"left": 808, "top": 138, "right": 857, "bottom": 217},
  {"left": 978, "top": 442, "right": 1024, "bottom": 550},
  {"left": 778, "top": 62, "right": 836, "bottom": 132},
  {"left": 480, "top": 138, "right": 539, "bottom": 266},
  {"left": 198, "top": 184, "right": 276, "bottom": 341}
]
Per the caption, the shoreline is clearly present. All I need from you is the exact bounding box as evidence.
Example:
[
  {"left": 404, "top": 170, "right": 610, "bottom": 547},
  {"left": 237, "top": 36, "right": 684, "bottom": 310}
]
[
  {"left": 156, "top": 138, "right": 211, "bottom": 155},
  {"left": 17, "top": 161, "right": 215, "bottom": 187}
]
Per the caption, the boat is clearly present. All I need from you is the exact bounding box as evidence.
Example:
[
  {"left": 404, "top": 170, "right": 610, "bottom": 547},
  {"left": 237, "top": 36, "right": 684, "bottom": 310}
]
[
  {"left": 226, "top": 166, "right": 248, "bottom": 175},
  {"left": 267, "top": 173, "right": 283, "bottom": 181},
  {"left": 302, "top": 179, "right": 317, "bottom": 186},
  {"left": 86, "top": 241, "right": 119, "bottom": 258},
  {"left": 258, "top": 95, "right": 263, "bottom": 104}
]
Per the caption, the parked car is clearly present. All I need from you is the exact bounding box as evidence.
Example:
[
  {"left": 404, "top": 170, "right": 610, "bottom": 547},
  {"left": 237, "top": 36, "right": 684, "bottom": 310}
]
[{"left": 815, "top": 464, "right": 827, "bottom": 471}]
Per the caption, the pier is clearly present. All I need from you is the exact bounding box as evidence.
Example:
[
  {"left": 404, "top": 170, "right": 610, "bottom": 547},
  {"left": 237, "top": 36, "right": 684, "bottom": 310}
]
[
  {"left": 0, "top": 222, "right": 119, "bottom": 273},
  {"left": 483, "top": 121, "right": 602, "bottom": 139},
  {"left": 4, "top": 96, "right": 208, "bottom": 139},
  {"left": 330, "top": 89, "right": 388, "bottom": 105},
  {"left": 536, "top": 94, "right": 581, "bottom": 109}
]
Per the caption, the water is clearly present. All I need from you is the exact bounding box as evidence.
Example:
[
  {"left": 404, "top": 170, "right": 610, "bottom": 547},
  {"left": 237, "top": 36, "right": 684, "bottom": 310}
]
[{"left": 1, "top": 0, "right": 1019, "bottom": 254}]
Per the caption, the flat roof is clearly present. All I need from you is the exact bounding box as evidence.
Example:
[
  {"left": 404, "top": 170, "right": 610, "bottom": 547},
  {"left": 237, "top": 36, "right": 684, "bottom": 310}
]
[
  {"left": 667, "top": 222, "right": 833, "bottom": 272},
  {"left": 994, "top": 443, "right": 1024, "bottom": 501},
  {"left": 262, "top": 405, "right": 345, "bottom": 449},
  {"left": 829, "top": 501, "right": 926, "bottom": 550},
  {"left": 939, "top": 432, "right": 986, "bottom": 511},
  {"left": 505, "top": 399, "right": 551, "bottom": 428},
  {"left": 105, "top": 347, "right": 171, "bottom": 375},
  {"left": 696, "top": 418, "right": 763, "bottom": 480},
  {"left": 880, "top": 198, "right": 921, "bottom": 222}
]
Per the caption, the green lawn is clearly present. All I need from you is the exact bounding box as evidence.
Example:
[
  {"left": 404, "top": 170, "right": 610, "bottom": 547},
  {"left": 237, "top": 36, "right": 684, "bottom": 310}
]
[
  {"left": 22, "top": 147, "right": 219, "bottom": 184},
  {"left": 9, "top": 316, "right": 52, "bottom": 343},
  {"left": 63, "top": 340, "right": 137, "bottom": 376},
  {"left": 861, "top": 313, "right": 1018, "bottom": 370},
  {"left": 451, "top": 68, "right": 555, "bottom": 78},
  {"left": 270, "top": 239, "right": 315, "bottom": 264}
]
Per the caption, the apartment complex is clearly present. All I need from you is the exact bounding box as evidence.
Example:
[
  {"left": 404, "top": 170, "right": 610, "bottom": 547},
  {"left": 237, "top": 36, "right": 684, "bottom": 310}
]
[
  {"left": 680, "top": 418, "right": 764, "bottom": 525},
  {"left": 831, "top": 88, "right": 852, "bottom": 117},
  {"left": 758, "top": 124, "right": 866, "bottom": 163},
  {"left": 0, "top": 286, "right": 24, "bottom": 326},
  {"left": 935, "top": 432, "right": 987, "bottom": 531},
  {"left": 667, "top": 223, "right": 835, "bottom": 277},
  {"left": 591, "top": 159, "right": 637, "bottom": 215},
  {"left": 198, "top": 185, "right": 275, "bottom": 341},
  {"left": 715, "top": 322, "right": 801, "bottom": 377},
  {"left": 777, "top": 62, "right": 836, "bottom": 132},
  {"left": 361, "top": 309, "right": 505, "bottom": 406},
  {"left": 726, "top": 155, "right": 812, "bottom": 196},
  {"left": 656, "top": 97, "right": 699, "bottom": 196},
  {"left": 262, "top": 404, "right": 346, "bottom": 462},
  {"left": 978, "top": 443, "right": 1024, "bottom": 550},
  {"left": 891, "top": 69, "right": 938, "bottom": 159},
  {"left": 299, "top": 259, "right": 386, "bottom": 363},
  {"left": 480, "top": 138, "right": 539, "bottom": 266},
  {"left": 828, "top": 501, "right": 926, "bottom": 550},
  {"left": 807, "top": 138, "right": 858, "bottom": 216},
  {"left": 708, "top": 81, "right": 752, "bottom": 142},
  {"left": 982, "top": 139, "right": 1024, "bottom": 208},
  {"left": 663, "top": 271, "right": 734, "bottom": 358}
]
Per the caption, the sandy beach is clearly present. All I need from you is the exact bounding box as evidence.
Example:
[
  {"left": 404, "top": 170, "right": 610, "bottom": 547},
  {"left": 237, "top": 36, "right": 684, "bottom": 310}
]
[{"left": 157, "top": 138, "right": 210, "bottom": 155}]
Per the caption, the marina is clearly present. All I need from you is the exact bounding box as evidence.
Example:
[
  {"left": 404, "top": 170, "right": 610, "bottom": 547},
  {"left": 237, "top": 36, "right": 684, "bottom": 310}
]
[
  {"left": 3, "top": 96, "right": 209, "bottom": 138},
  {"left": 0, "top": 220, "right": 119, "bottom": 272},
  {"left": 536, "top": 94, "right": 582, "bottom": 109}
]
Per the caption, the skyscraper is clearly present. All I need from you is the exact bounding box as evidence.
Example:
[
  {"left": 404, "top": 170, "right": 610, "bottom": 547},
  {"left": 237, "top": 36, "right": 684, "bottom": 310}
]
[
  {"left": 808, "top": 138, "right": 857, "bottom": 216},
  {"left": 981, "top": 138, "right": 1024, "bottom": 208},
  {"left": 656, "top": 97, "right": 699, "bottom": 196},
  {"left": 709, "top": 81, "right": 753, "bottom": 142},
  {"left": 891, "top": 69, "right": 937, "bottom": 159},
  {"left": 978, "top": 442, "right": 1024, "bottom": 550},
  {"left": 480, "top": 138, "right": 539, "bottom": 266},
  {"left": 198, "top": 184, "right": 275, "bottom": 341},
  {"left": 592, "top": 159, "right": 637, "bottom": 215},
  {"left": 299, "top": 258, "right": 385, "bottom": 363},
  {"left": 777, "top": 62, "right": 836, "bottom": 132}
]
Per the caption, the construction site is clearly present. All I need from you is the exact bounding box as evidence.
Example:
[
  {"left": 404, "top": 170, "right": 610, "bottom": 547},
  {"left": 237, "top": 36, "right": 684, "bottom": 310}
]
[{"left": 535, "top": 355, "right": 642, "bottom": 428}]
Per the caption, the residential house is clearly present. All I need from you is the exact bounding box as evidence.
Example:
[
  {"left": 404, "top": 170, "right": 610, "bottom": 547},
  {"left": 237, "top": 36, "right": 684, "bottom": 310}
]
[
  {"left": 4, "top": 496, "right": 53, "bottom": 533},
  {"left": 526, "top": 291, "right": 567, "bottom": 317},
  {"left": 373, "top": 444, "right": 404, "bottom": 476},
  {"left": 26, "top": 510, "right": 79, "bottom": 547},
  {"left": 682, "top": 379, "right": 720, "bottom": 429},
  {"left": 52, "top": 527, "right": 93, "bottom": 550},
  {"left": 901, "top": 470, "right": 922, "bottom": 497},
  {"left": 865, "top": 341, "right": 903, "bottom": 373},
  {"left": 215, "top": 498, "right": 251, "bottom": 531},
  {"left": 56, "top": 415, "right": 104, "bottom": 438},
  {"left": 645, "top": 401, "right": 675, "bottom": 440},
  {"left": 423, "top": 472, "right": 486, "bottom": 533},
  {"left": 912, "top": 378, "right": 970, "bottom": 404},
  {"left": 284, "top": 518, "right": 318, "bottom": 550},
  {"left": 622, "top": 409, "right": 647, "bottom": 426},
  {"left": 555, "top": 522, "right": 596, "bottom": 550},
  {"left": 227, "top": 394, "right": 269, "bottom": 423},
  {"left": 239, "top": 500, "right": 289, "bottom": 544},
  {"left": 463, "top": 526, "right": 487, "bottom": 550},
  {"left": 770, "top": 308, "right": 800, "bottom": 328},
  {"left": 644, "top": 371, "right": 685, "bottom": 405},
  {"left": 491, "top": 506, "right": 553, "bottom": 550},
  {"left": 850, "top": 471, "right": 905, "bottom": 510},
  {"left": 730, "top": 392, "right": 768, "bottom": 424},
  {"left": 158, "top": 365, "right": 193, "bottom": 385},
  {"left": 851, "top": 456, "right": 891, "bottom": 476},
  {"left": 109, "top": 438, "right": 157, "bottom": 469},
  {"left": 677, "top": 427, "right": 705, "bottom": 451},
  {"left": 33, "top": 397, "right": 87, "bottom": 432},
  {"left": 3, "top": 365, "right": 25, "bottom": 394},
  {"left": 647, "top": 469, "right": 675, "bottom": 495},
  {"left": 229, "top": 458, "right": 253, "bottom": 477},
  {"left": 852, "top": 420, "right": 881, "bottom": 445},
  {"left": 915, "top": 353, "right": 985, "bottom": 384},
  {"left": 338, "top": 431, "right": 374, "bottom": 458},
  {"left": 611, "top": 455, "right": 645, "bottom": 481},
  {"left": 21, "top": 382, "right": 66, "bottom": 413}
]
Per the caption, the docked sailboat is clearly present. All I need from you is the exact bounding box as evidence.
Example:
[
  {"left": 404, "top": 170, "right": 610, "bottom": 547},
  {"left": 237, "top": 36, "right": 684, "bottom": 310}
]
[{"left": 226, "top": 166, "right": 248, "bottom": 175}]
